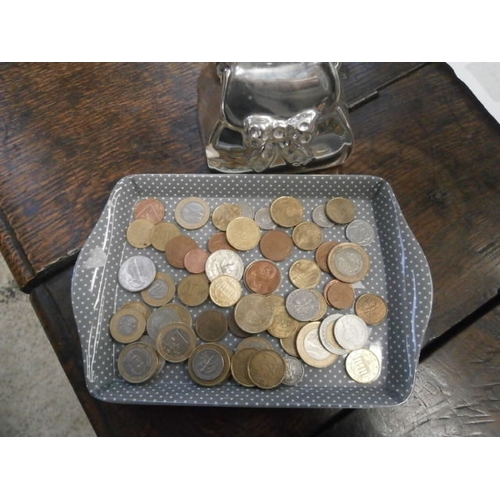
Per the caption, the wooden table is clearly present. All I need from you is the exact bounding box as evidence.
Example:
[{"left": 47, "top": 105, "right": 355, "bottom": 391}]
[{"left": 1, "top": 62, "right": 499, "bottom": 436}]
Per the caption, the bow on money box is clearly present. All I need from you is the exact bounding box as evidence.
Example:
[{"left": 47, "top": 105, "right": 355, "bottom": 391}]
[{"left": 197, "top": 62, "right": 354, "bottom": 173}]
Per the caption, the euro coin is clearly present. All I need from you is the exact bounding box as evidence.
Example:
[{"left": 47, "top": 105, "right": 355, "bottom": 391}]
[
  {"left": 212, "top": 203, "right": 242, "bottom": 231},
  {"left": 177, "top": 274, "right": 209, "bottom": 307},
  {"left": 327, "top": 242, "right": 370, "bottom": 283},
  {"left": 325, "top": 197, "right": 356, "bottom": 224},
  {"left": 231, "top": 348, "right": 258, "bottom": 387},
  {"left": 150, "top": 222, "right": 181, "bottom": 251},
  {"left": 209, "top": 275, "right": 242, "bottom": 307},
  {"left": 226, "top": 217, "right": 261, "bottom": 251},
  {"left": 126, "top": 219, "right": 154, "bottom": 248},
  {"left": 140, "top": 272, "right": 176, "bottom": 307},
  {"left": 195, "top": 309, "right": 228, "bottom": 342},
  {"left": 292, "top": 221, "right": 323, "bottom": 251},
  {"left": 109, "top": 307, "right": 146, "bottom": 343},
  {"left": 244, "top": 260, "right": 281, "bottom": 295},
  {"left": 345, "top": 349, "right": 381, "bottom": 384},
  {"left": 156, "top": 322, "right": 197, "bottom": 363},
  {"left": 234, "top": 293, "right": 275, "bottom": 334},
  {"left": 133, "top": 198, "right": 165, "bottom": 224},
  {"left": 296, "top": 322, "right": 339, "bottom": 368},
  {"left": 289, "top": 259, "right": 321, "bottom": 289},
  {"left": 270, "top": 196, "right": 304, "bottom": 227},
  {"left": 247, "top": 349, "right": 286, "bottom": 389},
  {"left": 188, "top": 343, "right": 231, "bottom": 387},
  {"left": 117, "top": 342, "right": 159, "bottom": 383},
  {"left": 174, "top": 196, "right": 210, "bottom": 229}
]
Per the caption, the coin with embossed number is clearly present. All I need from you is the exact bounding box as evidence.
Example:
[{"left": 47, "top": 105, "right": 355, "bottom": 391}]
[
  {"left": 226, "top": 217, "right": 261, "bottom": 251},
  {"left": 118, "top": 255, "right": 156, "bottom": 292},
  {"left": 270, "top": 196, "right": 304, "bottom": 227},
  {"left": 177, "top": 274, "right": 209, "bottom": 307},
  {"left": 247, "top": 349, "right": 286, "bottom": 389},
  {"left": 231, "top": 348, "right": 258, "bottom": 387},
  {"left": 312, "top": 204, "right": 334, "bottom": 228},
  {"left": 188, "top": 343, "right": 231, "bottom": 387},
  {"left": 117, "top": 342, "right": 159, "bottom": 383},
  {"left": 244, "top": 260, "right": 281, "bottom": 295},
  {"left": 109, "top": 307, "right": 146, "bottom": 343},
  {"left": 289, "top": 259, "right": 321, "bottom": 289},
  {"left": 212, "top": 203, "right": 242, "bottom": 231},
  {"left": 296, "top": 322, "right": 338, "bottom": 368},
  {"left": 234, "top": 293, "right": 275, "bottom": 333},
  {"left": 140, "top": 272, "right": 176, "bottom": 307},
  {"left": 292, "top": 221, "right": 323, "bottom": 251},
  {"left": 345, "top": 349, "right": 381, "bottom": 384},
  {"left": 209, "top": 275, "right": 242, "bottom": 307},
  {"left": 133, "top": 198, "right": 165, "bottom": 224},
  {"left": 156, "top": 322, "right": 197, "bottom": 363},
  {"left": 174, "top": 197, "right": 210, "bottom": 229}
]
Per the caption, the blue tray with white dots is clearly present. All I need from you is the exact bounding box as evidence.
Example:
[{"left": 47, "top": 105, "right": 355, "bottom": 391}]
[{"left": 71, "top": 174, "right": 432, "bottom": 408}]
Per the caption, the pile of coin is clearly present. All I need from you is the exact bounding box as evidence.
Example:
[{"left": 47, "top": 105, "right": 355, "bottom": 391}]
[{"left": 112, "top": 194, "right": 387, "bottom": 389}]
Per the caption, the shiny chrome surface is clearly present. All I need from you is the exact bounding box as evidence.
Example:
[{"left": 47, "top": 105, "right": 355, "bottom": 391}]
[{"left": 197, "top": 62, "right": 354, "bottom": 173}]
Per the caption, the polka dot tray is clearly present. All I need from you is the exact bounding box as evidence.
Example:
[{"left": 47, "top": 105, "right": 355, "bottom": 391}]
[{"left": 71, "top": 174, "right": 432, "bottom": 408}]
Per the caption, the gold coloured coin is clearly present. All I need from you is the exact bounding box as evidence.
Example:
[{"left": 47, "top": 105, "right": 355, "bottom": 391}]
[
  {"left": 156, "top": 322, "right": 197, "bottom": 363},
  {"left": 126, "top": 219, "right": 154, "bottom": 248},
  {"left": 345, "top": 348, "right": 381, "bottom": 384},
  {"left": 355, "top": 293, "right": 388, "bottom": 325},
  {"left": 117, "top": 342, "right": 159, "bottom": 383},
  {"left": 209, "top": 275, "right": 242, "bottom": 307},
  {"left": 177, "top": 274, "right": 209, "bottom": 307},
  {"left": 269, "top": 196, "right": 304, "bottom": 227},
  {"left": 109, "top": 308, "right": 146, "bottom": 344},
  {"left": 150, "top": 222, "right": 181, "bottom": 252},
  {"left": 122, "top": 301, "right": 151, "bottom": 320},
  {"left": 188, "top": 343, "right": 231, "bottom": 387},
  {"left": 325, "top": 197, "right": 356, "bottom": 224},
  {"left": 292, "top": 221, "right": 323, "bottom": 251},
  {"left": 247, "top": 349, "right": 286, "bottom": 389},
  {"left": 162, "top": 303, "right": 193, "bottom": 327},
  {"left": 231, "top": 348, "right": 258, "bottom": 387},
  {"left": 327, "top": 242, "right": 371, "bottom": 283},
  {"left": 195, "top": 309, "right": 228, "bottom": 342},
  {"left": 174, "top": 197, "right": 210, "bottom": 229},
  {"left": 310, "top": 290, "right": 328, "bottom": 321},
  {"left": 296, "top": 322, "right": 339, "bottom": 368},
  {"left": 211, "top": 203, "right": 242, "bottom": 231},
  {"left": 266, "top": 294, "right": 301, "bottom": 339},
  {"left": 234, "top": 293, "right": 275, "bottom": 334},
  {"left": 236, "top": 336, "right": 274, "bottom": 351},
  {"left": 280, "top": 325, "right": 304, "bottom": 358},
  {"left": 140, "top": 272, "right": 176, "bottom": 307},
  {"left": 226, "top": 217, "right": 261, "bottom": 251},
  {"left": 227, "top": 310, "right": 252, "bottom": 338},
  {"left": 289, "top": 259, "right": 321, "bottom": 289}
]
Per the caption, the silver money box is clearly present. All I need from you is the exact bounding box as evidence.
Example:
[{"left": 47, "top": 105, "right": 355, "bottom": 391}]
[{"left": 197, "top": 62, "right": 354, "bottom": 173}]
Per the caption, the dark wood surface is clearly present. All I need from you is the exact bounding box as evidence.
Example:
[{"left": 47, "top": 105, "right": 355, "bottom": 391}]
[{"left": 2, "top": 62, "right": 500, "bottom": 436}]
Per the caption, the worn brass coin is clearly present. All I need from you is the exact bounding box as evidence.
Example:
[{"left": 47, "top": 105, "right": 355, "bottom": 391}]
[
  {"left": 296, "top": 322, "right": 339, "bottom": 368},
  {"left": 209, "top": 275, "right": 242, "bottom": 307},
  {"left": 226, "top": 217, "right": 261, "bottom": 251},
  {"left": 208, "top": 232, "right": 237, "bottom": 252},
  {"left": 259, "top": 229, "right": 293, "bottom": 262},
  {"left": 177, "top": 274, "right": 209, "bottom": 307},
  {"left": 325, "top": 279, "right": 355, "bottom": 310},
  {"left": 289, "top": 259, "right": 321, "bottom": 289},
  {"left": 161, "top": 303, "right": 193, "bottom": 327},
  {"left": 146, "top": 305, "right": 182, "bottom": 340},
  {"left": 325, "top": 197, "right": 356, "bottom": 224},
  {"left": 254, "top": 206, "right": 276, "bottom": 230},
  {"left": 122, "top": 301, "right": 151, "bottom": 320},
  {"left": 165, "top": 235, "right": 199, "bottom": 268},
  {"left": 118, "top": 255, "right": 156, "bottom": 292},
  {"left": 150, "top": 222, "right": 181, "bottom": 252},
  {"left": 174, "top": 197, "right": 210, "bottom": 229},
  {"left": 315, "top": 241, "right": 339, "bottom": 273},
  {"left": 266, "top": 294, "right": 301, "bottom": 339},
  {"left": 345, "top": 348, "right": 381, "bottom": 384},
  {"left": 212, "top": 203, "right": 242, "bottom": 231},
  {"left": 195, "top": 309, "right": 228, "bottom": 342},
  {"left": 117, "top": 342, "right": 159, "bottom": 383},
  {"left": 184, "top": 248, "right": 210, "bottom": 274},
  {"left": 355, "top": 293, "right": 388, "bottom": 325},
  {"left": 136, "top": 336, "right": 165, "bottom": 378},
  {"left": 270, "top": 196, "right": 304, "bottom": 227},
  {"left": 109, "top": 308, "right": 146, "bottom": 343},
  {"left": 234, "top": 293, "right": 275, "bottom": 334},
  {"left": 205, "top": 249, "right": 244, "bottom": 282},
  {"left": 133, "top": 198, "right": 165, "bottom": 224},
  {"left": 327, "top": 242, "right": 371, "bottom": 283},
  {"left": 236, "top": 336, "right": 274, "bottom": 351},
  {"left": 231, "top": 348, "right": 258, "bottom": 387},
  {"left": 280, "top": 325, "right": 304, "bottom": 358},
  {"left": 188, "top": 343, "right": 231, "bottom": 387},
  {"left": 285, "top": 288, "right": 321, "bottom": 322},
  {"left": 247, "top": 349, "right": 286, "bottom": 389},
  {"left": 282, "top": 356, "right": 305, "bottom": 386},
  {"left": 126, "top": 219, "right": 154, "bottom": 248},
  {"left": 227, "top": 310, "right": 252, "bottom": 338},
  {"left": 140, "top": 272, "right": 176, "bottom": 307},
  {"left": 244, "top": 260, "right": 281, "bottom": 295},
  {"left": 292, "top": 221, "right": 323, "bottom": 251},
  {"left": 156, "top": 322, "right": 197, "bottom": 363}
]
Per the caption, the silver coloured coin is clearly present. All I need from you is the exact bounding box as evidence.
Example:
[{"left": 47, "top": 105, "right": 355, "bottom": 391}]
[
  {"left": 146, "top": 306, "right": 182, "bottom": 340},
  {"left": 254, "top": 207, "right": 276, "bottom": 230},
  {"left": 191, "top": 347, "right": 225, "bottom": 381},
  {"left": 334, "top": 314, "right": 369, "bottom": 351},
  {"left": 282, "top": 356, "right": 305, "bottom": 386},
  {"left": 345, "top": 348, "right": 381, "bottom": 384},
  {"left": 237, "top": 202, "right": 255, "bottom": 219},
  {"left": 319, "top": 314, "right": 348, "bottom": 355},
  {"left": 345, "top": 219, "right": 375, "bottom": 246},
  {"left": 118, "top": 255, "right": 156, "bottom": 292},
  {"left": 312, "top": 204, "right": 334, "bottom": 228},
  {"left": 205, "top": 249, "right": 244, "bottom": 282},
  {"left": 285, "top": 289, "right": 320, "bottom": 322}
]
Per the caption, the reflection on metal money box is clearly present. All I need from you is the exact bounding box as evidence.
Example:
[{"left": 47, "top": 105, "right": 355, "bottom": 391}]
[{"left": 197, "top": 62, "right": 354, "bottom": 173}]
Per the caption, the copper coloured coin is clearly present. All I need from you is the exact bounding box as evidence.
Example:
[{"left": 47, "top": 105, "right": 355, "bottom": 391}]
[
  {"left": 184, "top": 248, "right": 210, "bottom": 274},
  {"left": 208, "top": 232, "right": 236, "bottom": 252},
  {"left": 315, "top": 241, "right": 340, "bottom": 273},
  {"left": 165, "top": 235, "right": 199, "bottom": 268},
  {"left": 133, "top": 198, "right": 165, "bottom": 224},
  {"left": 259, "top": 230, "right": 294, "bottom": 262},
  {"left": 325, "top": 280, "right": 355, "bottom": 309},
  {"left": 244, "top": 260, "right": 282, "bottom": 295}
]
